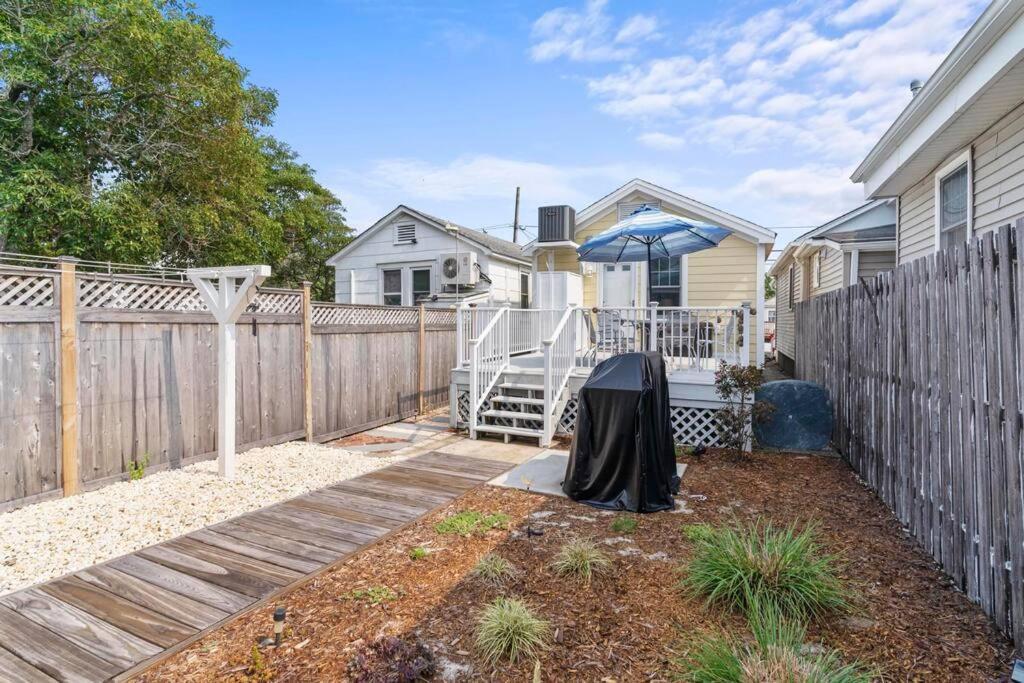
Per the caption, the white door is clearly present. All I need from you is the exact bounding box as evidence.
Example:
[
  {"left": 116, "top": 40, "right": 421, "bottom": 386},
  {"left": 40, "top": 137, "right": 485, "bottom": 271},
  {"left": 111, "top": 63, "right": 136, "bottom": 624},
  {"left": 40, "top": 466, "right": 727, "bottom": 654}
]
[{"left": 601, "top": 263, "right": 635, "bottom": 307}]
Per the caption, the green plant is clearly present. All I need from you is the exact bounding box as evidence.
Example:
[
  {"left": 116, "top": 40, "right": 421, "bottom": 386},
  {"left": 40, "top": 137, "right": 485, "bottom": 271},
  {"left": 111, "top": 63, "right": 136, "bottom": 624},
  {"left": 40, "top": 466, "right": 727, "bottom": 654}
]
[
  {"left": 349, "top": 586, "right": 398, "bottom": 605},
  {"left": 673, "top": 599, "right": 873, "bottom": 682},
  {"left": 712, "top": 362, "right": 775, "bottom": 458},
  {"left": 680, "top": 519, "right": 850, "bottom": 621},
  {"left": 127, "top": 454, "right": 149, "bottom": 481},
  {"left": 682, "top": 523, "right": 716, "bottom": 543},
  {"left": 409, "top": 546, "right": 428, "bottom": 561},
  {"left": 347, "top": 635, "right": 436, "bottom": 682},
  {"left": 434, "top": 510, "right": 509, "bottom": 536},
  {"left": 247, "top": 644, "right": 269, "bottom": 680},
  {"left": 475, "top": 597, "right": 550, "bottom": 664},
  {"left": 610, "top": 516, "right": 638, "bottom": 534},
  {"left": 551, "top": 538, "right": 613, "bottom": 583},
  {"left": 472, "top": 553, "right": 517, "bottom": 586}
]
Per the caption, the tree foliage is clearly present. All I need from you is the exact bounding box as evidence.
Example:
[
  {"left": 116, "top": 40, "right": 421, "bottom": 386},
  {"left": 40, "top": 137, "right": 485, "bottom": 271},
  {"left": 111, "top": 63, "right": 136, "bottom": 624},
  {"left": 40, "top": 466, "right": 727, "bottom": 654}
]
[{"left": 0, "top": 0, "right": 350, "bottom": 296}]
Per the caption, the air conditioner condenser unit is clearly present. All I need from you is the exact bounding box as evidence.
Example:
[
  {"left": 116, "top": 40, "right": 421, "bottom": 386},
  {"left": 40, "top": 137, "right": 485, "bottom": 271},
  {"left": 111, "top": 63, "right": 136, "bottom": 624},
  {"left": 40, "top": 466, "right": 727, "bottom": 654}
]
[{"left": 439, "top": 252, "right": 478, "bottom": 287}]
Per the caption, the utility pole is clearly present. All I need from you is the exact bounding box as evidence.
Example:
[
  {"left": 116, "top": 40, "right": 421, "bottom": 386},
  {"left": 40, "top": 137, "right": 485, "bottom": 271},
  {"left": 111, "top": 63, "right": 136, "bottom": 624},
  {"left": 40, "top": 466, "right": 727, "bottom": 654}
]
[{"left": 512, "top": 186, "right": 521, "bottom": 244}]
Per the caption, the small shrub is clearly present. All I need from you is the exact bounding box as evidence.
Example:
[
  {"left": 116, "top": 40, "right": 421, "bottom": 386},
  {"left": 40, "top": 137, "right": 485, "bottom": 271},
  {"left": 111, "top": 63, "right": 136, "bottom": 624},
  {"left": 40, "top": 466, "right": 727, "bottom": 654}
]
[
  {"left": 128, "top": 454, "right": 149, "bottom": 481},
  {"left": 349, "top": 586, "right": 398, "bottom": 605},
  {"left": 674, "top": 599, "right": 873, "bottom": 682},
  {"left": 348, "top": 635, "right": 436, "bottom": 683},
  {"left": 247, "top": 645, "right": 270, "bottom": 680},
  {"left": 682, "top": 523, "right": 716, "bottom": 543},
  {"left": 409, "top": 546, "right": 427, "bottom": 561},
  {"left": 610, "top": 516, "right": 638, "bottom": 534},
  {"left": 713, "top": 362, "right": 774, "bottom": 459},
  {"left": 472, "top": 553, "right": 517, "bottom": 586},
  {"left": 475, "top": 597, "right": 549, "bottom": 664},
  {"left": 551, "top": 538, "right": 612, "bottom": 583},
  {"left": 680, "top": 519, "right": 849, "bottom": 621},
  {"left": 435, "top": 510, "right": 509, "bottom": 536}
]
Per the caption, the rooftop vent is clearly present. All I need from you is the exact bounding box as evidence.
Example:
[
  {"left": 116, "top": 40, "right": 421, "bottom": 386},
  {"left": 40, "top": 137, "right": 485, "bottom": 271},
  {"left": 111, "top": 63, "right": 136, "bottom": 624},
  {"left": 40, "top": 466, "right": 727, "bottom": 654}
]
[
  {"left": 537, "top": 205, "right": 575, "bottom": 243},
  {"left": 910, "top": 79, "right": 923, "bottom": 96}
]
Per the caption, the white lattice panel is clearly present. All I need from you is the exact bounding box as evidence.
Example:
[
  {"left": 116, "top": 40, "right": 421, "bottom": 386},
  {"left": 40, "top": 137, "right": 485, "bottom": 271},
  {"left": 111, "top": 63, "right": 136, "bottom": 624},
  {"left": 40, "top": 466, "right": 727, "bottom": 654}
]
[
  {"left": 424, "top": 308, "right": 457, "bottom": 325},
  {"left": 312, "top": 303, "right": 420, "bottom": 326},
  {"left": 671, "top": 406, "right": 722, "bottom": 447},
  {"left": 78, "top": 277, "right": 207, "bottom": 311},
  {"left": 0, "top": 273, "right": 54, "bottom": 307},
  {"left": 249, "top": 290, "right": 301, "bottom": 314}
]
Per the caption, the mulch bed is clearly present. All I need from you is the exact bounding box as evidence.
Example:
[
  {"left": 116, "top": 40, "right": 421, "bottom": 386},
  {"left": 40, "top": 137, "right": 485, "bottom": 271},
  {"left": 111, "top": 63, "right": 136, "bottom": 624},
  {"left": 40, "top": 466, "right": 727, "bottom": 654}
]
[{"left": 137, "top": 450, "right": 1014, "bottom": 682}]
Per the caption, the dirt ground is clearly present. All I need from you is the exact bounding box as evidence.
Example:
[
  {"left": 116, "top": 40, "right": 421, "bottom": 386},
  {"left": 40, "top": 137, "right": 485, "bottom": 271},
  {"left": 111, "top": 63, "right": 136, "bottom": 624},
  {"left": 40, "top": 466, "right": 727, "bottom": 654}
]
[{"left": 137, "top": 450, "right": 1014, "bottom": 682}]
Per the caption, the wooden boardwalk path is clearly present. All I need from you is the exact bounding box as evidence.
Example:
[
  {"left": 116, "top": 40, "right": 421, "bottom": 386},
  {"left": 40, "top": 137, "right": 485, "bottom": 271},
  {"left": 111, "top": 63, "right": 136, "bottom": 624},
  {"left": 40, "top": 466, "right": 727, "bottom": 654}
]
[{"left": 0, "top": 452, "right": 511, "bottom": 682}]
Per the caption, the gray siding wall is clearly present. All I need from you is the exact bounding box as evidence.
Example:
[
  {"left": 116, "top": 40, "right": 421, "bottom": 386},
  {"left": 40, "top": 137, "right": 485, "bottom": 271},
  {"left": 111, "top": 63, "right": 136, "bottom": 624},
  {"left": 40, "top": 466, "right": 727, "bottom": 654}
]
[
  {"left": 858, "top": 250, "right": 896, "bottom": 278},
  {"left": 809, "top": 247, "right": 843, "bottom": 297},
  {"left": 973, "top": 101, "right": 1024, "bottom": 234},
  {"left": 774, "top": 258, "right": 803, "bottom": 361},
  {"left": 898, "top": 101, "right": 1024, "bottom": 265}
]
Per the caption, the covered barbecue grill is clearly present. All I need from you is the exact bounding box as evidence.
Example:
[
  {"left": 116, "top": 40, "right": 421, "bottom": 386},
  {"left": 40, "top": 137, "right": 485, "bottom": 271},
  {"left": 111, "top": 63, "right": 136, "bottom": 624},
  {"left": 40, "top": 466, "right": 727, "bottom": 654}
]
[{"left": 562, "top": 351, "right": 679, "bottom": 512}]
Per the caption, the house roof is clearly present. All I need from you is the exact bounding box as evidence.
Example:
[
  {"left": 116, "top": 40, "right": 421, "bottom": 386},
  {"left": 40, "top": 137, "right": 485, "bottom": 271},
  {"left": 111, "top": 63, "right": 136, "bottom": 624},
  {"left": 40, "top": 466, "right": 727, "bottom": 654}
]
[
  {"left": 326, "top": 205, "right": 529, "bottom": 266},
  {"left": 575, "top": 178, "right": 777, "bottom": 247},
  {"left": 852, "top": 0, "right": 1024, "bottom": 197},
  {"left": 768, "top": 199, "right": 897, "bottom": 277}
]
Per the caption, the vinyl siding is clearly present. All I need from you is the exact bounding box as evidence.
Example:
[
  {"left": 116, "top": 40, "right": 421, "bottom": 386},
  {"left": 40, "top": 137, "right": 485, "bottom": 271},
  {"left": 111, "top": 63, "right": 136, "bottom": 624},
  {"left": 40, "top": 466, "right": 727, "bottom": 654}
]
[
  {"left": 857, "top": 250, "right": 896, "bottom": 279},
  {"left": 897, "top": 174, "right": 935, "bottom": 265},
  {"left": 973, "top": 101, "right": 1024, "bottom": 233},
  {"left": 774, "top": 257, "right": 802, "bottom": 361},
  {"left": 809, "top": 247, "right": 843, "bottom": 297}
]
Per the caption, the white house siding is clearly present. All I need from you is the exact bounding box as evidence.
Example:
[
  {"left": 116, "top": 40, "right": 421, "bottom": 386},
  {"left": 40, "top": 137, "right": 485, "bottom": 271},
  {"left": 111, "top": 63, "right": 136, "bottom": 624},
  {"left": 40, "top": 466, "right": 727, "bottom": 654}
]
[
  {"left": 973, "top": 101, "right": 1024, "bottom": 234},
  {"left": 897, "top": 174, "right": 935, "bottom": 265},
  {"left": 774, "top": 259, "right": 803, "bottom": 363},
  {"left": 484, "top": 259, "right": 530, "bottom": 307},
  {"left": 858, "top": 250, "right": 897, "bottom": 279},
  {"left": 809, "top": 247, "right": 843, "bottom": 297}
]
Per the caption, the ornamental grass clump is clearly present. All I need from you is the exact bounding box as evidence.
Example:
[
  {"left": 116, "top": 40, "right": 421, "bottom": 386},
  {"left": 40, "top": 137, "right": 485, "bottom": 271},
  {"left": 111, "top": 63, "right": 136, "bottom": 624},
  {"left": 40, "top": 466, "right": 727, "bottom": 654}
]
[
  {"left": 680, "top": 519, "right": 849, "bottom": 621},
  {"left": 434, "top": 510, "right": 509, "bottom": 536},
  {"left": 551, "top": 538, "right": 613, "bottom": 583},
  {"left": 472, "top": 553, "right": 517, "bottom": 586},
  {"left": 475, "top": 597, "right": 549, "bottom": 664},
  {"left": 674, "top": 599, "right": 873, "bottom": 683}
]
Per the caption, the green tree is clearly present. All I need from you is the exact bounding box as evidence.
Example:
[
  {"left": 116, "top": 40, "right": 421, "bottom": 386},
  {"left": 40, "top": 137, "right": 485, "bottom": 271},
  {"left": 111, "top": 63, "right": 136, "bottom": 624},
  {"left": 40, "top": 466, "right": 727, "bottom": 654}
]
[
  {"left": 0, "top": 0, "right": 350, "bottom": 294},
  {"left": 764, "top": 273, "right": 776, "bottom": 299}
]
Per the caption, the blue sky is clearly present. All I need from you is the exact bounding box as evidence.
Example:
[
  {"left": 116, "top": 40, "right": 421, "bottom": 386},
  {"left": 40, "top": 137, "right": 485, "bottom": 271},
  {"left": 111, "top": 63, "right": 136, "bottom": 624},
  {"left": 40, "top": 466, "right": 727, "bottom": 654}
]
[{"left": 197, "top": 0, "right": 986, "bottom": 250}]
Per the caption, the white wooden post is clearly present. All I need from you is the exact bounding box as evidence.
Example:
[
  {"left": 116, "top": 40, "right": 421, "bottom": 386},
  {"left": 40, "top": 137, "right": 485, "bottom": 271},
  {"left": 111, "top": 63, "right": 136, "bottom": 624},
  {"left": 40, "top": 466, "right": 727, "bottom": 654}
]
[
  {"left": 741, "top": 302, "right": 752, "bottom": 367},
  {"left": 188, "top": 265, "right": 270, "bottom": 479},
  {"left": 455, "top": 301, "right": 469, "bottom": 368},
  {"left": 648, "top": 301, "right": 659, "bottom": 352}
]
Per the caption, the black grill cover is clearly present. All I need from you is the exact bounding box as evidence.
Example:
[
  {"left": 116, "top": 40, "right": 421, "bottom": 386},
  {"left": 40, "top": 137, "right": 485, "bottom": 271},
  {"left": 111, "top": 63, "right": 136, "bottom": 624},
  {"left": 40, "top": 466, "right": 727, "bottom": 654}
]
[{"left": 562, "top": 351, "right": 679, "bottom": 512}]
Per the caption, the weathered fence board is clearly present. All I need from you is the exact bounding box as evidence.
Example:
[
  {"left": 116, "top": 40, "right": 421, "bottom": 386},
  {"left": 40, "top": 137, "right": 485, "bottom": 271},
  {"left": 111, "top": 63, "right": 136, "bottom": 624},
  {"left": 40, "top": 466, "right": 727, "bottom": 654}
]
[
  {"left": 0, "top": 266, "right": 457, "bottom": 510},
  {"left": 795, "top": 221, "right": 1024, "bottom": 652}
]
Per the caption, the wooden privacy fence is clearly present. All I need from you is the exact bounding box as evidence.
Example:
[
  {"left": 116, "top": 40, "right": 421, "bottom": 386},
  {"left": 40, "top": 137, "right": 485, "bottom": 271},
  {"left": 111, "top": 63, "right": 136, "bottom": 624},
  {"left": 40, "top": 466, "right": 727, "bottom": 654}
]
[
  {"left": 795, "top": 221, "right": 1024, "bottom": 651},
  {"left": 0, "top": 260, "right": 457, "bottom": 511}
]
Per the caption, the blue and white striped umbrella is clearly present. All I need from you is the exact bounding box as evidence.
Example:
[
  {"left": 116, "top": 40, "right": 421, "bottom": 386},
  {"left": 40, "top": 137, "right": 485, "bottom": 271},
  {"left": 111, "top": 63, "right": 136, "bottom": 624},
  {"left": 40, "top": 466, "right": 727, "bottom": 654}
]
[{"left": 576, "top": 205, "right": 731, "bottom": 263}]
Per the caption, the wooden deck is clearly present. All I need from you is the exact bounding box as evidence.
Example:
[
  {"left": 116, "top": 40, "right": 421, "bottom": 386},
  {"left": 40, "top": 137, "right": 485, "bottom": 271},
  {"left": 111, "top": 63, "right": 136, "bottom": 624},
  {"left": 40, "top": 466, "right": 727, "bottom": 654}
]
[{"left": 0, "top": 452, "right": 511, "bottom": 682}]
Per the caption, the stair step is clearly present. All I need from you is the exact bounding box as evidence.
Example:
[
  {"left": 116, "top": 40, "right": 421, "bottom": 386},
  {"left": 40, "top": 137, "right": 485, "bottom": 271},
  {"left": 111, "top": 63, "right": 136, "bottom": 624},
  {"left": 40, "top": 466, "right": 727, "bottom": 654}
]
[
  {"left": 491, "top": 395, "right": 545, "bottom": 406},
  {"left": 482, "top": 409, "right": 542, "bottom": 421},
  {"left": 498, "top": 382, "right": 545, "bottom": 392},
  {"left": 474, "top": 424, "right": 543, "bottom": 438}
]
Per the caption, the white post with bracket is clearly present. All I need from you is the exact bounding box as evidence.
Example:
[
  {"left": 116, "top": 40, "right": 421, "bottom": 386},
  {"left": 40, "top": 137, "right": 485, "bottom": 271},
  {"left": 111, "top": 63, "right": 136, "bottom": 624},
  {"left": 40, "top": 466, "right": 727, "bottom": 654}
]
[{"left": 188, "top": 265, "right": 271, "bottom": 479}]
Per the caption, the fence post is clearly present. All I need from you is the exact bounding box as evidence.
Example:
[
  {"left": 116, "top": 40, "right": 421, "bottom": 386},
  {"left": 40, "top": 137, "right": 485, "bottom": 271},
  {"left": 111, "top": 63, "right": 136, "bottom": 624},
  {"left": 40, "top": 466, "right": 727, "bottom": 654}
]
[
  {"left": 418, "top": 303, "right": 426, "bottom": 414},
  {"left": 455, "top": 301, "right": 469, "bottom": 368},
  {"left": 302, "top": 282, "right": 314, "bottom": 442},
  {"left": 741, "top": 302, "right": 751, "bottom": 366},
  {"left": 648, "top": 301, "right": 659, "bottom": 351},
  {"left": 58, "top": 257, "right": 79, "bottom": 496}
]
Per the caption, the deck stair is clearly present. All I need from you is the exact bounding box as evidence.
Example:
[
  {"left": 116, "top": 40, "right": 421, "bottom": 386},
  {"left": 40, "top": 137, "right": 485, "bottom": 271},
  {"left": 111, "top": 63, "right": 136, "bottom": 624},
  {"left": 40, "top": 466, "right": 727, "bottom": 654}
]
[{"left": 476, "top": 382, "right": 552, "bottom": 443}]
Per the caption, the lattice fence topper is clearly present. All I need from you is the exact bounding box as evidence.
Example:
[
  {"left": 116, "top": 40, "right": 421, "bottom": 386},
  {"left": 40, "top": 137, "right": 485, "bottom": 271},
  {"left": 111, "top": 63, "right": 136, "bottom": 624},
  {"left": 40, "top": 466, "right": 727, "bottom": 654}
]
[
  {"left": 0, "top": 271, "right": 55, "bottom": 307},
  {"left": 76, "top": 274, "right": 303, "bottom": 314},
  {"left": 248, "top": 289, "right": 302, "bottom": 315},
  {"left": 312, "top": 303, "right": 420, "bottom": 326},
  {"left": 424, "top": 308, "right": 457, "bottom": 326}
]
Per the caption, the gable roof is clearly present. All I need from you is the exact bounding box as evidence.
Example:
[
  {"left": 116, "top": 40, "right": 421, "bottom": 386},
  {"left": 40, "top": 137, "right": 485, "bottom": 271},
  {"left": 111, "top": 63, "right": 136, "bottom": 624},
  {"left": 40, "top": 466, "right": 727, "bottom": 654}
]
[
  {"left": 852, "top": 0, "right": 1024, "bottom": 197},
  {"left": 326, "top": 205, "right": 528, "bottom": 266},
  {"left": 576, "top": 178, "right": 777, "bottom": 245},
  {"left": 768, "top": 199, "right": 897, "bottom": 277}
]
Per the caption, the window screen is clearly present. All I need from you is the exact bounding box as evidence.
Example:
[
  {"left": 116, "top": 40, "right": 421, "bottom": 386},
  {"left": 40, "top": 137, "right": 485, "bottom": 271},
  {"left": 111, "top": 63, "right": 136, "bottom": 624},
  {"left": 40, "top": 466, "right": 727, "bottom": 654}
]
[
  {"left": 412, "top": 269, "right": 431, "bottom": 303},
  {"left": 382, "top": 269, "right": 402, "bottom": 305}
]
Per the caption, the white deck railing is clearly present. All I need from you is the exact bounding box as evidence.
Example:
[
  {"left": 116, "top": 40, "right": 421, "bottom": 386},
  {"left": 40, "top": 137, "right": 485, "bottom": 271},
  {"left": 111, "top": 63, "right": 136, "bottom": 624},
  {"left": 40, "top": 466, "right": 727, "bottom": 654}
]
[
  {"left": 542, "top": 307, "right": 577, "bottom": 445},
  {"left": 467, "top": 307, "right": 509, "bottom": 438}
]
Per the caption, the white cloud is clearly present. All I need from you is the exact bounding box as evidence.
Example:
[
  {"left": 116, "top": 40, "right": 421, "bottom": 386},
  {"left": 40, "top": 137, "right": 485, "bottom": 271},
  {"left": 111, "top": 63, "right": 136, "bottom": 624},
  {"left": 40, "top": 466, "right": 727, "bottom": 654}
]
[
  {"left": 759, "top": 93, "right": 816, "bottom": 117},
  {"left": 637, "top": 132, "right": 687, "bottom": 150},
  {"left": 730, "top": 165, "right": 867, "bottom": 225},
  {"left": 529, "top": 0, "right": 659, "bottom": 63},
  {"left": 831, "top": 0, "right": 901, "bottom": 27}
]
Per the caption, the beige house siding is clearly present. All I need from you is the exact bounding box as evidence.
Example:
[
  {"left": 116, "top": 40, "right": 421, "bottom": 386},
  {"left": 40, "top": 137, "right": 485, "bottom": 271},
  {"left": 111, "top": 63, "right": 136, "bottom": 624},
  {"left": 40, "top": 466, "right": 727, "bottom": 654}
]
[
  {"left": 973, "top": 102, "right": 1024, "bottom": 234},
  {"left": 809, "top": 247, "right": 843, "bottom": 297},
  {"left": 774, "top": 258, "right": 802, "bottom": 362},
  {"left": 858, "top": 250, "right": 897, "bottom": 278},
  {"left": 897, "top": 102, "right": 1024, "bottom": 265}
]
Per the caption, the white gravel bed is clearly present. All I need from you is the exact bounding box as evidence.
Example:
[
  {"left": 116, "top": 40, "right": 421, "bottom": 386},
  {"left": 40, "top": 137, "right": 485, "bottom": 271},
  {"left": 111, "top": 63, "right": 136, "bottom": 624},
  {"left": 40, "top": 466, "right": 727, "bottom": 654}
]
[{"left": 0, "top": 442, "right": 405, "bottom": 596}]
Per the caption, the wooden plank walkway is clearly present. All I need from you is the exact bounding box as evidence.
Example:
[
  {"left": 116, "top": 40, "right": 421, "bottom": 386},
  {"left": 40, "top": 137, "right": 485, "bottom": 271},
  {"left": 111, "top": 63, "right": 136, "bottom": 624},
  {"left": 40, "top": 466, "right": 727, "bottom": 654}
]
[{"left": 0, "top": 452, "right": 511, "bottom": 682}]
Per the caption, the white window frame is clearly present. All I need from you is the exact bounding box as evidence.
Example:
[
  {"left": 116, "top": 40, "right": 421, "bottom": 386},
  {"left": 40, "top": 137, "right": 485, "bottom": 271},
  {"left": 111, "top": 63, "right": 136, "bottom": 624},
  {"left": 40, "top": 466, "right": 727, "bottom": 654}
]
[
  {"left": 647, "top": 255, "right": 685, "bottom": 307},
  {"left": 933, "top": 148, "right": 972, "bottom": 252},
  {"left": 380, "top": 267, "right": 404, "bottom": 306},
  {"left": 812, "top": 251, "right": 822, "bottom": 289},
  {"left": 411, "top": 266, "right": 432, "bottom": 304},
  {"left": 787, "top": 264, "right": 795, "bottom": 310},
  {"left": 394, "top": 221, "right": 416, "bottom": 245}
]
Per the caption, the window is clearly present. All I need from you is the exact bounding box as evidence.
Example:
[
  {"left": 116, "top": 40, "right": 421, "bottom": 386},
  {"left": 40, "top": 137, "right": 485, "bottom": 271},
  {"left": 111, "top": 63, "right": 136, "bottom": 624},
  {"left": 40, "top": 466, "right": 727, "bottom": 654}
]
[
  {"left": 382, "top": 269, "right": 402, "bottom": 305},
  {"left": 934, "top": 150, "right": 971, "bottom": 251},
  {"left": 649, "top": 256, "right": 681, "bottom": 306},
  {"left": 395, "top": 222, "right": 416, "bottom": 244},
  {"left": 788, "top": 264, "right": 795, "bottom": 310},
  {"left": 520, "top": 272, "right": 530, "bottom": 308},
  {"left": 812, "top": 251, "right": 824, "bottom": 288},
  {"left": 411, "top": 268, "right": 431, "bottom": 303}
]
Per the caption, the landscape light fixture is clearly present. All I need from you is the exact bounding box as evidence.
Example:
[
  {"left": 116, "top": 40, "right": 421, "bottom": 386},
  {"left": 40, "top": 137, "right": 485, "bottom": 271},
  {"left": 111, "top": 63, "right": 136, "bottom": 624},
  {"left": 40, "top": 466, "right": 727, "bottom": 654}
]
[{"left": 273, "top": 606, "right": 287, "bottom": 646}]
